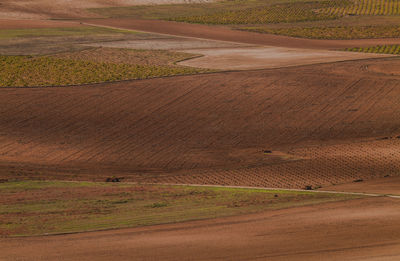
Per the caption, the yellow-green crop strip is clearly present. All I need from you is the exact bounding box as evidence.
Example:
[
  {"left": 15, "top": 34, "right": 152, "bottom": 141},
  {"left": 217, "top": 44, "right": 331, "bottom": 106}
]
[
  {"left": 320, "top": 0, "right": 400, "bottom": 16},
  {"left": 345, "top": 44, "right": 400, "bottom": 54},
  {"left": 0, "top": 55, "right": 204, "bottom": 87},
  {"left": 170, "top": 2, "right": 338, "bottom": 24},
  {"left": 0, "top": 181, "right": 362, "bottom": 237},
  {"left": 242, "top": 25, "right": 400, "bottom": 39}
]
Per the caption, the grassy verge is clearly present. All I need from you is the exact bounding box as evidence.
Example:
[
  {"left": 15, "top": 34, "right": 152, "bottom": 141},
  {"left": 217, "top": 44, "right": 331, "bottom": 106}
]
[
  {"left": 0, "top": 48, "right": 208, "bottom": 87},
  {"left": 0, "top": 181, "right": 362, "bottom": 237},
  {"left": 345, "top": 44, "right": 400, "bottom": 54},
  {"left": 241, "top": 25, "right": 400, "bottom": 40}
]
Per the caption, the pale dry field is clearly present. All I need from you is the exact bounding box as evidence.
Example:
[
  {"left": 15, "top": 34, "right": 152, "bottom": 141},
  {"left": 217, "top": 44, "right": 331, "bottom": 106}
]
[{"left": 0, "top": 0, "right": 216, "bottom": 19}]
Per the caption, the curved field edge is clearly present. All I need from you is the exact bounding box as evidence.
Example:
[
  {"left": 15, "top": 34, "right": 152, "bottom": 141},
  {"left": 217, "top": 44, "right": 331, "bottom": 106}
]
[
  {"left": 0, "top": 180, "right": 363, "bottom": 237},
  {"left": 0, "top": 49, "right": 210, "bottom": 88}
]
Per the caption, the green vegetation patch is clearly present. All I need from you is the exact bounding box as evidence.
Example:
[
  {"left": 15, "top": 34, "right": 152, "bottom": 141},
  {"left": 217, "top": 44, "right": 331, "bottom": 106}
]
[
  {"left": 345, "top": 44, "right": 400, "bottom": 54},
  {"left": 0, "top": 49, "right": 206, "bottom": 87},
  {"left": 0, "top": 181, "right": 362, "bottom": 236},
  {"left": 0, "top": 26, "right": 136, "bottom": 40},
  {"left": 242, "top": 25, "right": 400, "bottom": 39}
]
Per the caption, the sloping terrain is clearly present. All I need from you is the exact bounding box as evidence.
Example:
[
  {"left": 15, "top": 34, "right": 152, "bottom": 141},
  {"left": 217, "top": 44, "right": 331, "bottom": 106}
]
[
  {"left": 1, "top": 197, "right": 399, "bottom": 261},
  {"left": 1, "top": 58, "right": 400, "bottom": 188}
]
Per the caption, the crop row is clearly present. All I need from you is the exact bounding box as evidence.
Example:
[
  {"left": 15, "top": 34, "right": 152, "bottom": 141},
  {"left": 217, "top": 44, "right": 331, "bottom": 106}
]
[
  {"left": 0, "top": 55, "right": 203, "bottom": 87},
  {"left": 170, "top": 2, "right": 337, "bottom": 24},
  {"left": 242, "top": 25, "right": 400, "bottom": 39},
  {"left": 320, "top": 0, "right": 400, "bottom": 16},
  {"left": 345, "top": 44, "right": 400, "bottom": 54}
]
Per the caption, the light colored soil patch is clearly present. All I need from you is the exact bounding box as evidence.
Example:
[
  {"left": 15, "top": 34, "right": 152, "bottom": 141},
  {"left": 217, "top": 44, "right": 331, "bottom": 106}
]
[
  {"left": 178, "top": 46, "right": 393, "bottom": 70},
  {"left": 86, "top": 37, "right": 250, "bottom": 50},
  {"left": 0, "top": 0, "right": 217, "bottom": 19}
]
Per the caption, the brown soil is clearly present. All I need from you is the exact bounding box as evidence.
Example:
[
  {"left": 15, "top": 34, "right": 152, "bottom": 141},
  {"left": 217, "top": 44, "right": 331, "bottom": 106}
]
[
  {"left": 323, "top": 176, "right": 400, "bottom": 196},
  {"left": 1, "top": 197, "right": 399, "bottom": 260},
  {"left": 81, "top": 18, "right": 400, "bottom": 49},
  {"left": 1, "top": 58, "right": 400, "bottom": 188}
]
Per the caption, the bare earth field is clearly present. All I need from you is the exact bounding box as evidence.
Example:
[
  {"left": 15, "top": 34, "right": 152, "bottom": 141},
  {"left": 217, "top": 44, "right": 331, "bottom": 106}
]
[
  {"left": 1, "top": 197, "right": 400, "bottom": 261},
  {"left": 1, "top": 58, "right": 400, "bottom": 189},
  {"left": 2, "top": 2, "right": 400, "bottom": 259}
]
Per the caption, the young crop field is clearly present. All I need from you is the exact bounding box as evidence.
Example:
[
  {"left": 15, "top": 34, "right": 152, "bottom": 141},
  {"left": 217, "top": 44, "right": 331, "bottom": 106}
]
[
  {"left": 345, "top": 44, "right": 400, "bottom": 54},
  {"left": 169, "top": 2, "right": 337, "bottom": 24},
  {"left": 320, "top": 0, "right": 400, "bottom": 16},
  {"left": 0, "top": 181, "right": 359, "bottom": 236},
  {"left": 241, "top": 25, "right": 400, "bottom": 39},
  {"left": 0, "top": 48, "right": 206, "bottom": 87}
]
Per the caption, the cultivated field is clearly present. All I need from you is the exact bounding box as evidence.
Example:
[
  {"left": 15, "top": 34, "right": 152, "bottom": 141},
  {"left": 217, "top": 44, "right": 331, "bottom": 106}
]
[
  {"left": 1, "top": 59, "right": 400, "bottom": 189},
  {"left": 89, "top": 0, "right": 400, "bottom": 40},
  {"left": 1, "top": 0, "right": 400, "bottom": 259}
]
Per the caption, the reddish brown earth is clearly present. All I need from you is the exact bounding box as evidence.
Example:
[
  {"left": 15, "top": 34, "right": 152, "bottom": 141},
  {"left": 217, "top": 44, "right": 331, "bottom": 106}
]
[
  {"left": 1, "top": 58, "right": 400, "bottom": 188},
  {"left": 323, "top": 176, "right": 400, "bottom": 196},
  {"left": 1, "top": 197, "right": 400, "bottom": 260},
  {"left": 82, "top": 18, "right": 400, "bottom": 49}
]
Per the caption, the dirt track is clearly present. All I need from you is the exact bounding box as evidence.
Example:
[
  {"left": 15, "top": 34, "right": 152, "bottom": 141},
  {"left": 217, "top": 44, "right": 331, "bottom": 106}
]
[
  {"left": 82, "top": 18, "right": 400, "bottom": 49},
  {"left": 1, "top": 197, "right": 399, "bottom": 260},
  {"left": 1, "top": 58, "right": 400, "bottom": 188}
]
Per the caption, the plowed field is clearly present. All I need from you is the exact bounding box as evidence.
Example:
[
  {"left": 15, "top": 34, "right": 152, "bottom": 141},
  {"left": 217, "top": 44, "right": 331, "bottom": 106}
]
[{"left": 1, "top": 58, "right": 400, "bottom": 188}]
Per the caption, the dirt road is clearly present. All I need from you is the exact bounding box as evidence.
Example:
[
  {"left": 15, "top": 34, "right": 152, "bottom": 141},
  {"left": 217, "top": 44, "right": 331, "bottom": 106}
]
[{"left": 1, "top": 197, "right": 399, "bottom": 261}]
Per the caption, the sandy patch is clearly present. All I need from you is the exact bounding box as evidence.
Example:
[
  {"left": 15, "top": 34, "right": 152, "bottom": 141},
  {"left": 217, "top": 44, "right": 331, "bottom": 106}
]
[
  {"left": 178, "top": 46, "right": 394, "bottom": 70},
  {"left": 86, "top": 37, "right": 250, "bottom": 50}
]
